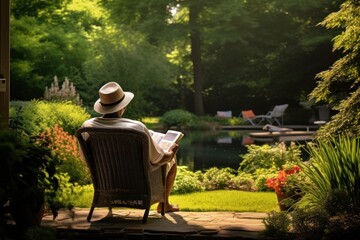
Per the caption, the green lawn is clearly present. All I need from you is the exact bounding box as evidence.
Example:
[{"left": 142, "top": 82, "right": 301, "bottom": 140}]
[
  {"left": 153, "top": 190, "right": 279, "bottom": 212},
  {"left": 75, "top": 187, "right": 279, "bottom": 212}
]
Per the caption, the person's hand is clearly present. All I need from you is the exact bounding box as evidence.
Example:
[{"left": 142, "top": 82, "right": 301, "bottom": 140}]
[{"left": 169, "top": 143, "right": 179, "bottom": 155}]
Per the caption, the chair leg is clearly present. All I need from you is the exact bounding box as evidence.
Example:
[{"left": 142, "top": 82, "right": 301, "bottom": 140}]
[
  {"left": 248, "top": 119, "right": 256, "bottom": 126},
  {"left": 161, "top": 202, "right": 165, "bottom": 216},
  {"left": 142, "top": 208, "right": 150, "bottom": 223},
  {"left": 108, "top": 207, "right": 113, "bottom": 217},
  {"left": 87, "top": 207, "right": 95, "bottom": 222},
  {"left": 274, "top": 118, "right": 281, "bottom": 125}
]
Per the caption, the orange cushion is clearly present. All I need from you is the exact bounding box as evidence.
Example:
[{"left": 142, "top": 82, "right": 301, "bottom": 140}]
[{"left": 242, "top": 110, "right": 255, "bottom": 119}]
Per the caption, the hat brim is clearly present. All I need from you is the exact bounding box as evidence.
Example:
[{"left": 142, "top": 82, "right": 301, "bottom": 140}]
[{"left": 93, "top": 92, "right": 134, "bottom": 114}]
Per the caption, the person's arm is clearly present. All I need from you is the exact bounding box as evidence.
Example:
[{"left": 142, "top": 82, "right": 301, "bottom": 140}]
[{"left": 154, "top": 143, "right": 179, "bottom": 166}]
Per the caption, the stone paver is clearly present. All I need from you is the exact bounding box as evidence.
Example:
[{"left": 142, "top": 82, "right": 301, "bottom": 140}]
[{"left": 41, "top": 208, "right": 273, "bottom": 239}]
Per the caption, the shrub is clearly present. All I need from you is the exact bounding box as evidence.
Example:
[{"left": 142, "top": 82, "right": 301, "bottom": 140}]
[
  {"left": 298, "top": 136, "right": 360, "bottom": 214},
  {"left": 160, "top": 109, "right": 196, "bottom": 129},
  {"left": 323, "top": 189, "right": 351, "bottom": 216},
  {"left": 239, "top": 142, "right": 302, "bottom": 174},
  {"left": 291, "top": 208, "right": 329, "bottom": 240},
  {"left": 39, "top": 124, "right": 90, "bottom": 185},
  {"left": 202, "top": 167, "right": 236, "bottom": 190},
  {"left": 263, "top": 211, "right": 291, "bottom": 237},
  {"left": 253, "top": 167, "right": 278, "bottom": 191},
  {"left": 10, "top": 100, "right": 90, "bottom": 136},
  {"left": 172, "top": 166, "right": 203, "bottom": 195},
  {"left": 173, "top": 167, "right": 258, "bottom": 193},
  {"left": 231, "top": 172, "right": 255, "bottom": 191}
]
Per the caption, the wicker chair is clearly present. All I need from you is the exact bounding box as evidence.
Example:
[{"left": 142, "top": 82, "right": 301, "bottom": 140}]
[{"left": 75, "top": 127, "right": 166, "bottom": 223}]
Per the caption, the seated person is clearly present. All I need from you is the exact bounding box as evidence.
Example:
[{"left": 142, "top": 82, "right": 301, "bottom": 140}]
[{"left": 82, "top": 82, "right": 179, "bottom": 213}]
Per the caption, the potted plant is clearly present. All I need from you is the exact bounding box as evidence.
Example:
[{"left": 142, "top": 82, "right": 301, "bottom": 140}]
[
  {"left": 266, "top": 165, "right": 303, "bottom": 211},
  {"left": 0, "top": 127, "right": 59, "bottom": 227}
]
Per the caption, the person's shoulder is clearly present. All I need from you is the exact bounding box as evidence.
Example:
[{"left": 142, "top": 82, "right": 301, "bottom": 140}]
[
  {"left": 81, "top": 117, "right": 98, "bottom": 127},
  {"left": 120, "top": 118, "right": 144, "bottom": 125}
]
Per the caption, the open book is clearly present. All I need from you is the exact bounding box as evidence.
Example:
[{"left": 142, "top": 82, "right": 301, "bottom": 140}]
[{"left": 149, "top": 130, "right": 184, "bottom": 152}]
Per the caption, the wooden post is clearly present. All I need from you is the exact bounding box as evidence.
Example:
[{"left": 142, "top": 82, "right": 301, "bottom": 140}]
[{"left": 0, "top": 0, "right": 10, "bottom": 127}]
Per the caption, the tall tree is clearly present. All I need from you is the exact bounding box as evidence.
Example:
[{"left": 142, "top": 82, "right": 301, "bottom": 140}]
[
  {"left": 100, "top": 0, "right": 208, "bottom": 115},
  {"left": 189, "top": 2, "right": 204, "bottom": 115},
  {"left": 101, "top": 0, "right": 260, "bottom": 115},
  {"left": 310, "top": 0, "right": 360, "bottom": 139}
]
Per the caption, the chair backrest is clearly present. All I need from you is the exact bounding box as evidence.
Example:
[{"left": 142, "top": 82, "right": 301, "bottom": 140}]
[
  {"left": 270, "top": 104, "right": 288, "bottom": 118},
  {"left": 76, "top": 127, "right": 155, "bottom": 207},
  {"left": 242, "top": 110, "right": 256, "bottom": 119}
]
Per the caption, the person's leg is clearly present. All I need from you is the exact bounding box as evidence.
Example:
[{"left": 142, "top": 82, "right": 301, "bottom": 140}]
[{"left": 157, "top": 162, "right": 179, "bottom": 212}]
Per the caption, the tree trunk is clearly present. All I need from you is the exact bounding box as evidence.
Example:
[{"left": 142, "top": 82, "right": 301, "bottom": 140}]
[{"left": 189, "top": 3, "right": 204, "bottom": 115}]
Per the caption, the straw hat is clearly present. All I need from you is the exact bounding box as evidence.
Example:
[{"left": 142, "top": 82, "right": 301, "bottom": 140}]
[{"left": 93, "top": 82, "right": 134, "bottom": 114}]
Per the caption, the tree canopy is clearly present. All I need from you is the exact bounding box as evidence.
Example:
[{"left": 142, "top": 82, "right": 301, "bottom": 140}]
[
  {"left": 310, "top": 0, "right": 360, "bottom": 139},
  {"left": 10, "top": 0, "right": 354, "bottom": 126}
]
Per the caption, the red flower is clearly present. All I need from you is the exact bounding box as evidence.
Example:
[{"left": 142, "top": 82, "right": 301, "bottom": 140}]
[{"left": 266, "top": 165, "right": 301, "bottom": 194}]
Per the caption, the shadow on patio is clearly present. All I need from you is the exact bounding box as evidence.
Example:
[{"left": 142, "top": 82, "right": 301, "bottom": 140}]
[{"left": 40, "top": 208, "right": 271, "bottom": 239}]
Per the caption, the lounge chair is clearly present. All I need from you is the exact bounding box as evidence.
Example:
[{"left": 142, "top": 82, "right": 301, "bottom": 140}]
[
  {"left": 262, "top": 104, "right": 289, "bottom": 125},
  {"left": 241, "top": 109, "right": 261, "bottom": 126},
  {"left": 216, "top": 111, "right": 232, "bottom": 118},
  {"left": 241, "top": 104, "right": 289, "bottom": 126},
  {"left": 75, "top": 127, "right": 167, "bottom": 223}
]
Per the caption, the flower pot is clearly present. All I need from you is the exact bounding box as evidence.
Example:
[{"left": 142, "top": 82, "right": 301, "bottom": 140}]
[
  {"left": 276, "top": 190, "right": 302, "bottom": 211},
  {"left": 10, "top": 201, "right": 45, "bottom": 227},
  {"left": 10, "top": 190, "right": 46, "bottom": 227}
]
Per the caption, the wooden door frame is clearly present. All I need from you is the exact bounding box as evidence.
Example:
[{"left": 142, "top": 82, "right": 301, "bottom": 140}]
[{"left": 0, "top": 0, "right": 10, "bottom": 126}]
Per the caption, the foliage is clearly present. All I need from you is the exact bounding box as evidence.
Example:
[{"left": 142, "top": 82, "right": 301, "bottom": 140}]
[
  {"left": 45, "top": 182, "right": 94, "bottom": 209},
  {"left": 0, "top": 128, "right": 27, "bottom": 208},
  {"left": 171, "top": 166, "right": 202, "bottom": 195},
  {"left": 172, "top": 142, "right": 305, "bottom": 195},
  {"left": 10, "top": 0, "right": 344, "bottom": 121},
  {"left": 83, "top": 28, "right": 175, "bottom": 118},
  {"left": 231, "top": 172, "right": 256, "bottom": 191},
  {"left": 211, "top": 115, "right": 246, "bottom": 126},
  {"left": 263, "top": 211, "right": 291, "bottom": 237},
  {"left": 10, "top": 100, "right": 90, "bottom": 135},
  {"left": 239, "top": 142, "right": 302, "bottom": 174},
  {"left": 252, "top": 167, "right": 278, "bottom": 192},
  {"left": 0, "top": 127, "right": 60, "bottom": 222},
  {"left": 310, "top": 0, "right": 360, "bottom": 139},
  {"left": 291, "top": 208, "right": 329, "bottom": 240},
  {"left": 266, "top": 165, "right": 301, "bottom": 195},
  {"left": 7, "top": 100, "right": 91, "bottom": 219},
  {"left": 99, "top": 0, "right": 341, "bottom": 119},
  {"left": 160, "top": 109, "right": 196, "bottom": 129},
  {"left": 10, "top": 0, "right": 101, "bottom": 100},
  {"left": 172, "top": 166, "right": 259, "bottom": 194},
  {"left": 324, "top": 214, "right": 360, "bottom": 239},
  {"left": 44, "top": 76, "right": 82, "bottom": 105},
  {"left": 39, "top": 124, "right": 90, "bottom": 185},
  {"left": 298, "top": 136, "right": 360, "bottom": 214},
  {"left": 202, "top": 167, "right": 237, "bottom": 190},
  {"left": 45, "top": 173, "right": 80, "bottom": 218}
]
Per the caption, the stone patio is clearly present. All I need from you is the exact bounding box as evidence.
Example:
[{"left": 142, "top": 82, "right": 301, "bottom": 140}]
[{"left": 41, "top": 208, "right": 274, "bottom": 239}]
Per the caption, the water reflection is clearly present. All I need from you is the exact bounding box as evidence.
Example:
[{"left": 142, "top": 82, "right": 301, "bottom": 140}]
[
  {"left": 177, "top": 130, "right": 310, "bottom": 172},
  {"left": 177, "top": 130, "right": 251, "bottom": 171}
]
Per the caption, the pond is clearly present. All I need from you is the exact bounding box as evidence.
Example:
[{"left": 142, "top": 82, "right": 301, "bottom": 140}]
[
  {"left": 176, "top": 130, "right": 311, "bottom": 172},
  {"left": 176, "top": 130, "right": 252, "bottom": 171}
]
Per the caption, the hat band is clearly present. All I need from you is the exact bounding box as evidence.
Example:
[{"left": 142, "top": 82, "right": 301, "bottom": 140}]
[{"left": 100, "top": 95, "right": 125, "bottom": 107}]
